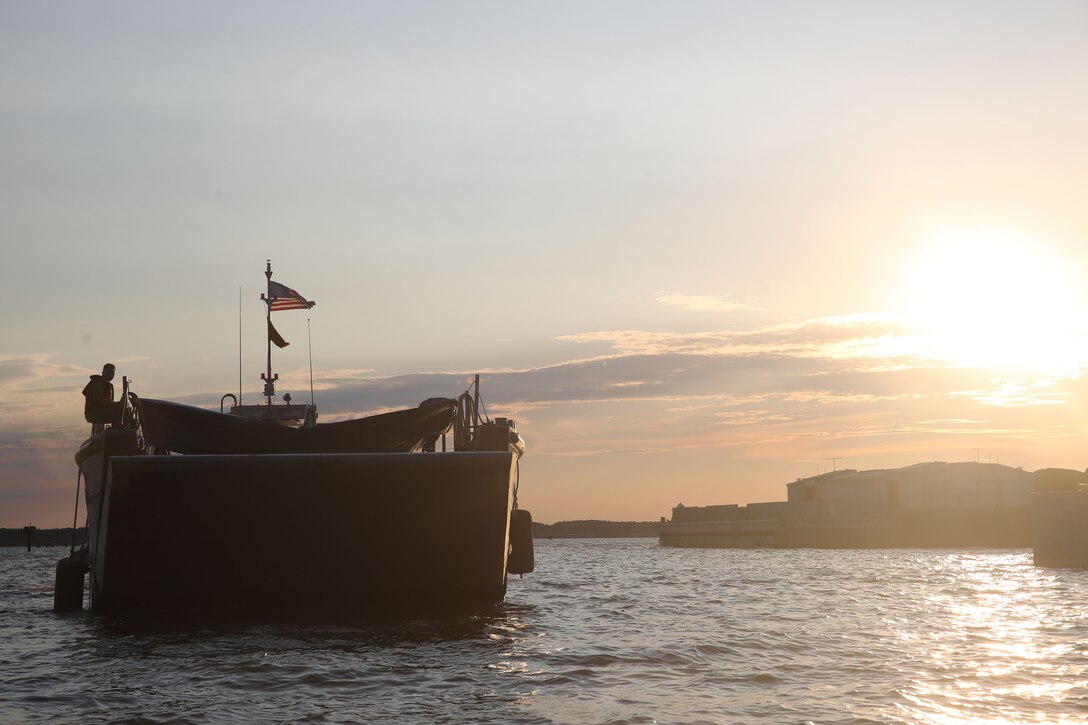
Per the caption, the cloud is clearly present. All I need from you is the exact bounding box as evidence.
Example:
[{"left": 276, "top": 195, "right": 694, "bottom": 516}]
[
  {"left": 5, "top": 312, "right": 1086, "bottom": 526},
  {"left": 0, "top": 354, "right": 89, "bottom": 390},
  {"left": 656, "top": 292, "right": 759, "bottom": 313},
  {"left": 0, "top": 355, "right": 90, "bottom": 429},
  {"left": 558, "top": 313, "right": 925, "bottom": 365},
  {"left": 214, "top": 312, "right": 1079, "bottom": 430},
  {"left": 952, "top": 384, "right": 1070, "bottom": 408}
]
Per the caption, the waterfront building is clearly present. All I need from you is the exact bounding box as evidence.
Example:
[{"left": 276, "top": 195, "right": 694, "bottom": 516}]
[{"left": 662, "top": 461, "right": 1035, "bottom": 548}]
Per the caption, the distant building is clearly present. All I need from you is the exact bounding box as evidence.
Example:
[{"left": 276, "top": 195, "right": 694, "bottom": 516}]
[
  {"left": 787, "top": 461, "right": 1031, "bottom": 519},
  {"left": 662, "top": 462, "right": 1035, "bottom": 549}
]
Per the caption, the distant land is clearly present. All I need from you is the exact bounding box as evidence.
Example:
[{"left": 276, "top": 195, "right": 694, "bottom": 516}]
[
  {"left": 2, "top": 523, "right": 661, "bottom": 548},
  {"left": 0, "top": 528, "right": 87, "bottom": 549},
  {"left": 533, "top": 520, "right": 665, "bottom": 538}
]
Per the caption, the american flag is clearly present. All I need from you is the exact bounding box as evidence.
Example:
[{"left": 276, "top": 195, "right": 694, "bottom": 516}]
[{"left": 267, "top": 280, "right": 315, "bottom": 311}]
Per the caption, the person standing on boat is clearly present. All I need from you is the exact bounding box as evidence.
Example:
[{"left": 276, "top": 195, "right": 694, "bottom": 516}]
[{"left": 82, "top": 363, "right": 121, "bottom": 431}]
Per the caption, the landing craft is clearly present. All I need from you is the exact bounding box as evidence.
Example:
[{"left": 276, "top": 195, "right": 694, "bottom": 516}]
[{"left": 55, "top": 262, "right": 533, "bottom": 614}]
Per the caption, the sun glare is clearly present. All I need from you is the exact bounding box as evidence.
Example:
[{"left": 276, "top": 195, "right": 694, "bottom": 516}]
[{"left": 898, "top": 228, "right": 1087, "bottom": 375}]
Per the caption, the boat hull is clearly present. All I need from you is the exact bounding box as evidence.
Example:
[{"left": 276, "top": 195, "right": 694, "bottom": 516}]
[
  {"left": 75, "top": 429, "right": 142, "bottom": 562},
  {"left": 82, "top": 451, "right": 517, "bottom": 614}
]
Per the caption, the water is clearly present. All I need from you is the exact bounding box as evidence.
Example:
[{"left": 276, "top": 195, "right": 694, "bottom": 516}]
[{"left": 2, "top": 540, "right": 1087, "bottom": 724}]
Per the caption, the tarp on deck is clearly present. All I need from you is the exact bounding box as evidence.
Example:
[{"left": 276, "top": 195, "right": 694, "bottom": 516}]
[{"left": 138, "top": 397, "right": 456, "bottom": 454}]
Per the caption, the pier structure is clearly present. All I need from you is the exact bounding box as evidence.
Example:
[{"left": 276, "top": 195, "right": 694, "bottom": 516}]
[{"left": 1032, "top": 468, "right": 1088, "bottom": 567}]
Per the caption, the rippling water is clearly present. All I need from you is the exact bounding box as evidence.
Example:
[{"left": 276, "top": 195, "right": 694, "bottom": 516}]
[{"left": 2, "top": 540, "right": 1086, "bottom": 723}]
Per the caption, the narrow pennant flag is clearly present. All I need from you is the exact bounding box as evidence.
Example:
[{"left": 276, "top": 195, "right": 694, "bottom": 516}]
[
  {"left": 268, "top": 319, "right": 290, "bottom": 348},
  {"left": 267, "top": 280, "right": 315, "bottom": 311}
]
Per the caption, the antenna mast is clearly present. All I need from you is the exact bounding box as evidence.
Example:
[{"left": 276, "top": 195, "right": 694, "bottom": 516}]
[{"left": 238, "top": 285, "right": 243, "bottom": 406}]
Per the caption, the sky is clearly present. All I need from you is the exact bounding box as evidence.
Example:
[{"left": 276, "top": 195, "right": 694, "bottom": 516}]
[{"left": 2, "top": 1, "right": 1087, "bottom": 527}]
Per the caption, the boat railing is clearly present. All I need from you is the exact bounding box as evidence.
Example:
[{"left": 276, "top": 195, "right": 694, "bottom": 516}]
[
  {"left": 89, "top": 376, "right": 138, "bottom": 436},
  {"left": 454, "top": 391, "right": 476, "bottom": 451}
]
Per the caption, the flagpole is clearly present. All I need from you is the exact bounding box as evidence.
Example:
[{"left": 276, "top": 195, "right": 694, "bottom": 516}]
[
  {"left": 308, "top": 317, "right": 315, "bottom": 406},
  {"left": 265, "top": 260, "right": 274, "bottom": 406},
  {"left": 261, "top": 260, "right": 313, "bottom": 407}
]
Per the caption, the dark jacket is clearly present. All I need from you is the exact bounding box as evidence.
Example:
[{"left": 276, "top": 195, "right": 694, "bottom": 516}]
[{"left": 82, "top": 375, "right": 117, "bottom": 424}]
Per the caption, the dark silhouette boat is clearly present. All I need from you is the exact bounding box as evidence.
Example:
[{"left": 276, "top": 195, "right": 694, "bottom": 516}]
[{"left": 56, "top": 264, "right": 533, "bottom": 614}]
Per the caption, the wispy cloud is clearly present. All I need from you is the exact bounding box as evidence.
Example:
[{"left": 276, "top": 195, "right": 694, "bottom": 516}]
[
  {"left": 0, "top": 354, "right": 89, "bottom": 391},
  {"left": 559, "top": 314, "right": 925, "bottom": 365},
  {"left": 656, "top": 292, "right": 760, "bottom": 313},
  {"left": 952, "top": 384, "right": 1070, "bottom": 408}
]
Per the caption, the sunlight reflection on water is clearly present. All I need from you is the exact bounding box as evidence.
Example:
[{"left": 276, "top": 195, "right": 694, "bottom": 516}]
[{"left": 891, "top": 553, "right": 1087, "bottom": 724}]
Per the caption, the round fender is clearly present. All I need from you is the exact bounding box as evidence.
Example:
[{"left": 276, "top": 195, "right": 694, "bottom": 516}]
[
  {"left": 507, "top": 508, "right": 535, "bottom": 575},
  {"left": 54, "top": 556, "right": 86, "bottom": 612}
]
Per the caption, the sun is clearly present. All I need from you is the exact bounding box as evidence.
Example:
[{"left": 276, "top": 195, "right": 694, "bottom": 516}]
[{"left": 896, "top": 228, "right": 1087, "bottom": 374}]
